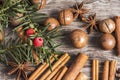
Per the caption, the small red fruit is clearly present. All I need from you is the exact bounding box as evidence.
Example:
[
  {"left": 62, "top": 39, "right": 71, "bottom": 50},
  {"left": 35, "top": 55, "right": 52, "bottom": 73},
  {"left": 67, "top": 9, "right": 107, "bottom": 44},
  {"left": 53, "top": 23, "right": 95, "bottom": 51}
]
[
  {"left": 33, "top": 37, "right": 43, "bottom": 47},
  {"left": 26, "top": 28, "right": 35, "bottom": 36}
]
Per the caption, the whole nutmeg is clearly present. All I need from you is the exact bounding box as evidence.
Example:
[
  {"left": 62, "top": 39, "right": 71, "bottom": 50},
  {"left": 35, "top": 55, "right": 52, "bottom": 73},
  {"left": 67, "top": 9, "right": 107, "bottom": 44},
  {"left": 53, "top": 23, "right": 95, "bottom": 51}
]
[
  {"left": 70, "top": 29, "right": 88, "bottom": 48},
  {"left": 99, "top": 19, "right": 115, "bottom": 33},
  {"left": 100, "top": 33, "right": 116, "bottom": 50},
  {"left": 10, "top": 13, "right": 23, "bottom": 26},
  {"left": 59, "top": 9, "right": 74, "bottom": 25},
  {"left": 44, "top": 17, "right": 60, "bottom": 31},
  {"left": 32, "top": 0, "right": 46, "bottom": 9}
]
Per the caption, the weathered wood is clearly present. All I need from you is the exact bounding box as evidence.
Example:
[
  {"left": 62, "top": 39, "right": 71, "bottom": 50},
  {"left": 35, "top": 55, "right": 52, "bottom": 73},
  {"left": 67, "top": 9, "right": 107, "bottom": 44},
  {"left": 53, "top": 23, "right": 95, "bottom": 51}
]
[{"left": 1, "top": 0, "right": 120, "bottom": 79}]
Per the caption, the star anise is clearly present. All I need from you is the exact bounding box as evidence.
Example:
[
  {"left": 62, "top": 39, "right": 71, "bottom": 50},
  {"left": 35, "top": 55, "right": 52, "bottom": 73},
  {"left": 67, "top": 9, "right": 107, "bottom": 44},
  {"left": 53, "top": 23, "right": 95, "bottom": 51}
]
[
  {"left": 71, "top": 1, "right": 89, "bottom": 20},
  {"left": 82, "top": 13, "right": 98, "bottom": 34},
  {"left": 7, "top": 62, "right": 35, "bottom": 80}
]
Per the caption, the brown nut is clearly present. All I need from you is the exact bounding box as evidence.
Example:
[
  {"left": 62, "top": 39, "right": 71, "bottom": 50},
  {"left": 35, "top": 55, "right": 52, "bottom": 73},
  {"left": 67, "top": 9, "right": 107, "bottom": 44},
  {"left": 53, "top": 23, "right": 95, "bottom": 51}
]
[
  {"left": 99, "top": 19, "right": 115, "bottom": 33},
  {"left": 10, "top": 13, "right": 23, "bottom": 26},
  {"left": 70, "top": 29, "right": 88, "bottom": 48},
  {"left": 59, "top": 9, "right": 74, "bottom": 25},
  {"left": 44, "top": 17, "right": 60, "bottom": 31},
  {"left": 32, "top": 0, "right": 46, "bottom": 9},
  {"left": 100, "top": 33, "right": 116, "bottom": 50}
]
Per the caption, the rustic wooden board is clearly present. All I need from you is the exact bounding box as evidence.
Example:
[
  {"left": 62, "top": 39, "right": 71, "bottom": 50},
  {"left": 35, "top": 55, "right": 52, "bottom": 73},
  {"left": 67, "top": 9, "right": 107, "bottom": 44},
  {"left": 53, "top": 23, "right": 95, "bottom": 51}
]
[{"left": 1, "top": 0, "right": 120, "bottom": 80}]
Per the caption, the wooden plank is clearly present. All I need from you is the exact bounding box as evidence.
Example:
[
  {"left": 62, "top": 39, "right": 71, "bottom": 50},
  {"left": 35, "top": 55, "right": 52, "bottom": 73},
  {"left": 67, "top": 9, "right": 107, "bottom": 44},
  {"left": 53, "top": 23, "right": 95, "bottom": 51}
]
[{"left": 1, "top": 0, "right": 120, "bottom": 79}]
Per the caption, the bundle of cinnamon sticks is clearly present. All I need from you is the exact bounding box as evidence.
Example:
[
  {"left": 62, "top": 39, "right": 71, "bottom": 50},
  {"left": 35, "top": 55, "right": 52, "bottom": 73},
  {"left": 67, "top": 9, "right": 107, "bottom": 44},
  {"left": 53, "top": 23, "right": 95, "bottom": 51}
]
[
  {"left": 29, "top": 53, "right": 70, "bottom": 80},
  {"left": 92, "top": 59, "right": 117, "bottom": 80},
  {"left": 28, "top": 53, "right": 89, "bottom": 80}
]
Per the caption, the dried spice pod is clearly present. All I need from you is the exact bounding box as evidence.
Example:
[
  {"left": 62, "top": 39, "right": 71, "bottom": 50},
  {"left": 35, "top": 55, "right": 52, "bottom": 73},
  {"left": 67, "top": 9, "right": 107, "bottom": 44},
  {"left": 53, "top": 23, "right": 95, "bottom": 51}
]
[
  {"left": 100, "top": 33, "right": 116, "bottom": 50},
  {"left": 99, "top": 19, "right": 115, "bottom": 33},
  {"left": 10, "top": 13, "right": 23, "bottom": 26},
  {"left": 59, "top": 9, "right": 74, "bottom": 25},
  {"left": 70, "top": 29, "right": 88, "bottom": 48},
  {"left": 44, "top": 17, "right": 60, "bottom": 31},
  {"left": 32, "top": 0, "right": 46, "bottom": 9}
]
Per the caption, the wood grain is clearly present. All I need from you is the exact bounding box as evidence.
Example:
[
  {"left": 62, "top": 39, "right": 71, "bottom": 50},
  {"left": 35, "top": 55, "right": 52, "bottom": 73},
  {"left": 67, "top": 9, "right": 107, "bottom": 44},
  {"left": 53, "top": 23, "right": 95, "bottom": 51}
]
[{"left": 1, "top": 0, "right": 120, "bottom": 80}]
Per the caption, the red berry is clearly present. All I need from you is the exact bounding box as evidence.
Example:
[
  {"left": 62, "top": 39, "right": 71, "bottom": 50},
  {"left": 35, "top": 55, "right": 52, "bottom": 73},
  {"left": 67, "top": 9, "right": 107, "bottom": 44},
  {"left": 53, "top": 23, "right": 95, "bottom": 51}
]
[
  {"left": 33, "top": 37, "right": 43, "bottom": 47},
  {"left": 26, "top": 28, "right": 35, "bottom": 36}
]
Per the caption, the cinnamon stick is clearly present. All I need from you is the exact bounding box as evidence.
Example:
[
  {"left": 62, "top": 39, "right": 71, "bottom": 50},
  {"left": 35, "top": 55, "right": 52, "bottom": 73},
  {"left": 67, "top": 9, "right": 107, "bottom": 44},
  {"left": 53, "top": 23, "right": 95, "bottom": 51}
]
[
  {"left": 102, "top": 60, "right": 109, "bottom": 80},
  {"left": 29, "top": 55, "right": 58, "bottom": 80},
  {"left": 75, "top": 72, "right": 88, "bottom": 80},
  {"left": 63, "top": 53, "right": 88, "bottom": 80},
  {"left": 56, "top": 66, "right": 68, "bottom": 80},
  {"left": 95, "top": 60, "right": 99, "bottom": 80},
  {"left": 92, "top": 60, "right": 96, "bottom": 80},
  {"left": 52, "top": 68, "right": 62, "bottom": 80},
  {"left": 46, "top": 57, "right": 69, "bottom": 80},
  {"left": 115, "top": 16, "right": 120, "bottom": 57},
  {"left": 92, "top": 59, "right": 99, "bottom": 80},
  {"left": 109, "top": 60, "right": 117, "bottom": 80},
  {"left": 39, "top": 53, "right": 69, "bottom": 80}
]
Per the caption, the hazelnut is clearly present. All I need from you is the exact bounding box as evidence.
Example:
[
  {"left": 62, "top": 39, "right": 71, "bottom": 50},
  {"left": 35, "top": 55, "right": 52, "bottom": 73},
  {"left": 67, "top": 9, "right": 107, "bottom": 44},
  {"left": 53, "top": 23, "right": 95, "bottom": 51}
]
[
  {"left": 70, "top": 29, "right": 88, "bottom": 48},
  {"left": 59, "top": 9, "right": 74, "bottom": 25},
  {"left": 44, "top": 17, "right": 60, "bottom": 31},
  {"left": 32, "top": 0, "right": 46, "bottom": 9},
  {"left": 99, "top": 19, "right": 115, "bottom": 33},
  {"left": 100, "top": 33, "right": 116, "bottom": 50}
]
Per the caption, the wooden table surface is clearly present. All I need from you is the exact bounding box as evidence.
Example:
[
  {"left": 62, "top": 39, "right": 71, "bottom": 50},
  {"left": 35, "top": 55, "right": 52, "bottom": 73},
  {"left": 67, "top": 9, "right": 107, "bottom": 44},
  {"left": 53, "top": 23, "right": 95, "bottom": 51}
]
[{"left": 1, "top": 0, "right": 120, "bottom": 80}]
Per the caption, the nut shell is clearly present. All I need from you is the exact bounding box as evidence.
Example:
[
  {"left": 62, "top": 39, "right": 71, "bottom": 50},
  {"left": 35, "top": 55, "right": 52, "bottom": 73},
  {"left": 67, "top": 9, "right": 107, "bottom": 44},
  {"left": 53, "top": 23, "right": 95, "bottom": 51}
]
[
  {"left": 100, "top": 33, "right": 116, "bottom": 50},
  {"left": 70, "top": 29, "right": 88, "bottom": 48},
  {"left": 99, "top": 19, "right": 115, "bottom": 33},
  {"left": 59, "top": 9, "right": 74, "bottom": 25},
  {"left": 44, "top": 17, "right": 60, "bottom": 31},
  {"left": 32, "top": 0, "right": 46, "bottom": 9}
]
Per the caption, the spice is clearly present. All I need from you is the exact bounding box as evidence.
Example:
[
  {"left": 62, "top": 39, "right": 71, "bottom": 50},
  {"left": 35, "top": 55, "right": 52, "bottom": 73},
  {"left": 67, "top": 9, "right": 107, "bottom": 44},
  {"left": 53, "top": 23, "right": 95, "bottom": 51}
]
[
  {"left": 102, "top": 60, "right": 109, "bottom": 80},
  {"left": 71, "top": 1, "right": 89, "bottom": 20},
  {"left": 44, "top": 17, "right": 60, "bottom": 31},
  {"left": 92, "top": 59, "right": 99, "bottom": 80},
  {"left": 45, "top": 57, "right": 70, "bottom": 80},
  {"left": 56, "top": 66, "right": 68, "bottom": 80},
  {"left": 32, "top": 0, "right": 46, "bottom": 9},
  {"left": 52, "top": 68, "right": 62, "bottom": 80},
  {"left": 100, "top": 33, "right": 116, "bottom": 50},
  {"left": 59, "top": 9, "right": 74, "bottom": 25},
  {"left": 109, "top": 60, "right": 117, "bottom": 80},
  {"left": 75, "top": 72, "right": 88, "bottom": 80},
  {"left": 99, "top": 19, "right": 115, "bottom": 33},
  {"left": 115, "top": 16, "right": 120, "bottom": 57},
  {"left": 7, "top": 62, "right": 35, "bottom": 80},
  {"left": 63, "top": 53, "right": 88, "bottom": 80},
  {"left": 82, "top": 13, "right": 98, "bottom": 34},
  {"left": 29, "top": 55, "right": 58, "bottom": 80},
  {"left": 39, "top": 53, "right": 70, "bottom": 80},
  {"left": 70, "top": 29, "right": 88, "bottom": 48}
]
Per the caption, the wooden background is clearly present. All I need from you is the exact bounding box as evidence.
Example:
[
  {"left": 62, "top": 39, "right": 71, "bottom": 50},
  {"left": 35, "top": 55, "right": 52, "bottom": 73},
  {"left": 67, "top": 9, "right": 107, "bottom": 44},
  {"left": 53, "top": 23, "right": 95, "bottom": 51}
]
[{"left": 1, "top": 0, "right": 120, "bottom": 80}]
